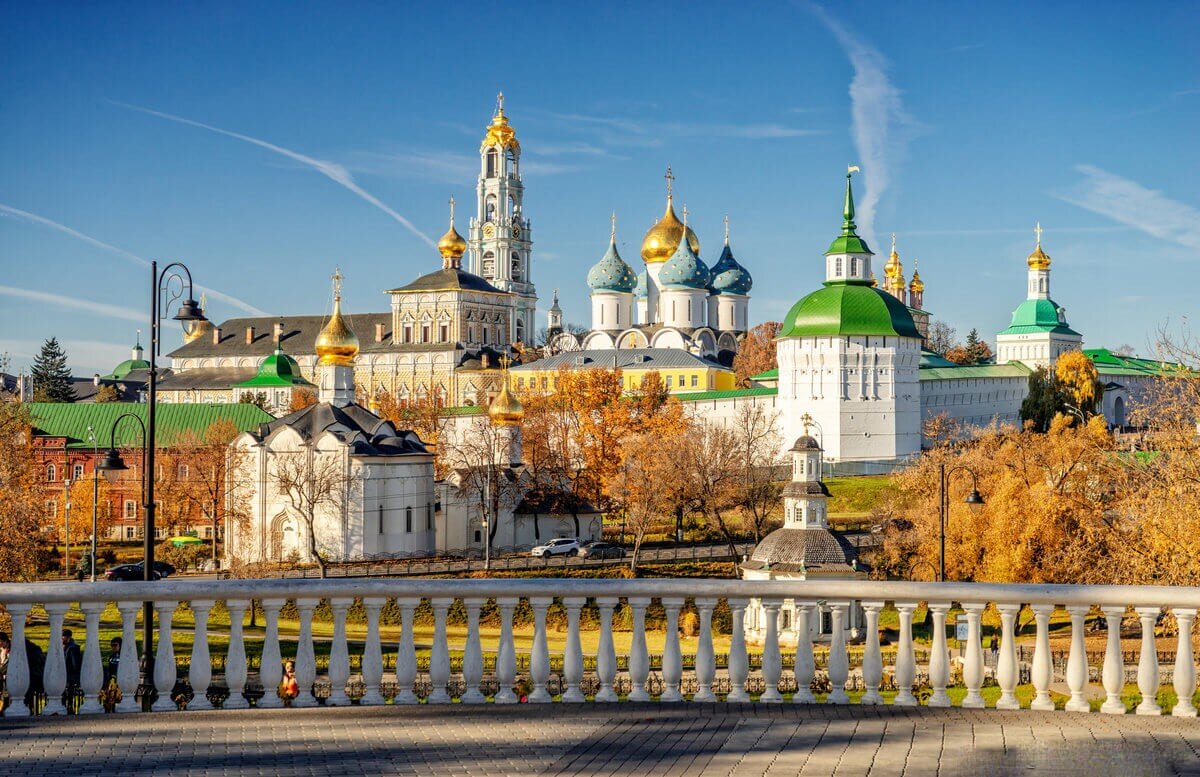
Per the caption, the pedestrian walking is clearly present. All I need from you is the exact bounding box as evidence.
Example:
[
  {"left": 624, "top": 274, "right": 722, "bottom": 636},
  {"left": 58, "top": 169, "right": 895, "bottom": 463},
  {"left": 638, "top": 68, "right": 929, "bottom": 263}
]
[{"left": 989, "top": 635, "right": 999, "bottom": 662}]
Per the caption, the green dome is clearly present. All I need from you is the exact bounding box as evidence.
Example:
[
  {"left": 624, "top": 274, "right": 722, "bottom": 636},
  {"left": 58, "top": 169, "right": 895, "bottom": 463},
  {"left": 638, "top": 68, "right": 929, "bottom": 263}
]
[
  {"left": 998, "top": 298, "right": 1081, "bottom": 336},
  {"left": 236, "top": 345, "right": 313, "bottom": 388},
  {"left": 106, "top": 357, "right": 150, "bottom": 380},
  {"left": 780, "top": 279, "right": 921, "bottom": 339}
]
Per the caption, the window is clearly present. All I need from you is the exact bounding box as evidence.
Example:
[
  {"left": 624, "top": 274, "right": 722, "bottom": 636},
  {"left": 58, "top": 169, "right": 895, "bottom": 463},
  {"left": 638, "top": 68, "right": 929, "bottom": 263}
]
[
  {"left": 482, "top": 252, "right": 495, "bottom": 276},
  {"left": 46, "top": 464, "right": 56, "bottom": 482},
  {"left": 482, "top": 326, "right": 490, "bottom": 344},
  {"left": 517, "top": 377, "right": 525, "bottom": 389},
  {"left": 691, "top": 375, "right": 698, "bottom": 388},
  {"left": 406, "top": 507, "right": 413, "bottom": 533},
  {"left": 125, "top": 526, "right": 136, "bottom": 540},
  {"left": 679, "top": 374, "right": 686, "bottom": 387},
  {"left": 511, "top": 253, "right": 522, "bottom": 281},
  {"left": 421, "top": 323, "right": 431, "bottom": 343},
  {"left": 124, "top": 500, "right": 137, "bottom": 519},
  {"left": 403, "top": 323, "right": 413, "bottom": 344},
  {"left": 73, "top": 463, "right": 84, "bottom": 480},
  {"left": 486, "top": 149, "right": 498, "bottom": 178},
  {"left": 438, "top": 322, "right": 450, "bottom": 342},
  {"left": 379, "top": 505, "right": 384, "bottom": 534},
  {"left": 474, "top": 529, "right": 482, "bottom": 543},
  {"left": 850, "top": 257, "right": 857, "bottom": 276},
  {"left": 666, "top": 376, "right": 673, "bottom": 388},
  {"left": 835, "top": 257, "right": 843, "bottom": 276},
  {"left": 426, "top": 504, "right": 433, "bottom": 530},
  {"left": 46, "top": 500, "right": 57, "bottom": 518},
  {"left": 178, "top": 464, "right": 189, "bottom": 480}
]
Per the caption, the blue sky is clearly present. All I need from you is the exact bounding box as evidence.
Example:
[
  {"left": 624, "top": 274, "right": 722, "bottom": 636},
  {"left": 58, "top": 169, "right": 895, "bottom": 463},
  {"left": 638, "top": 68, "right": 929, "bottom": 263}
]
[{"left": 2, "top": 1, "right": 1198, "bottom": 374}]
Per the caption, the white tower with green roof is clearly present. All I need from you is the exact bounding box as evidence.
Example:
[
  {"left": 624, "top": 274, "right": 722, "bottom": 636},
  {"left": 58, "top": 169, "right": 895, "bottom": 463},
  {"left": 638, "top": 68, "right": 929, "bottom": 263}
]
[
  {"left": 775, "top": 170, "right": 923, "bottom": 463},
  {"left": 995, "top": 225, "right": 1083, "bottom": 368}
]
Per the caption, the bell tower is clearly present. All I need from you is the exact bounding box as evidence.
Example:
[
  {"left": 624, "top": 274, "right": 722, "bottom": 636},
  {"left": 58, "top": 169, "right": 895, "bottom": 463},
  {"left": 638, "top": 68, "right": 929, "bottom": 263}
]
[{"left": 469, "top": 92, "right": 537, "bottom": 347}]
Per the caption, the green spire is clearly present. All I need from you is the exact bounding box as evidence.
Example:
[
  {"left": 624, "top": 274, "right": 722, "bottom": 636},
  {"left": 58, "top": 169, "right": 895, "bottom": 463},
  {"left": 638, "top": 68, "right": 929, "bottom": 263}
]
[
  {"left": 842, "top": 172, "right": 856, "bottom": 231},
  {"left": 825, "top": 168, "right": 873, "bottom": 256}
]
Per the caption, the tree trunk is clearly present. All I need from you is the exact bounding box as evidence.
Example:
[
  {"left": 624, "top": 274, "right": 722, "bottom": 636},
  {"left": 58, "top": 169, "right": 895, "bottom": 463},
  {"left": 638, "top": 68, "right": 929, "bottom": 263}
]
[
  {"left": 630, "top": 534, "right": 643, "bottom": 573},
  {"left": 714, "top": 510, "right": 741, "bottom": 578},
  {"left": 306, "top": 518, "right": 328, "bottom": 579},
  {"left": 572, "top": 512, "right": 580, "bottom": 538}
]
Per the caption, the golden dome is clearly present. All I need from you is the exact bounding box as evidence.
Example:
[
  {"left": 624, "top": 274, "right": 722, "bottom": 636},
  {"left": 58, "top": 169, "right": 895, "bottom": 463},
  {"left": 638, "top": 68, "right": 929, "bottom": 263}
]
[
  {"left": 488, "top": 370, "right": 524, "bottom": 427},
  {"left": 481, "top": 92, "right": 520, "bottom": 152},
  {"left": 909, "top": 269, "right": 924, "bottom": 293},
  {"left": 438, "top": 197, "right": 467, "bottom": 264},
  {"left": 884, "top": 233, "right": 902, "bottom": 278},
  {"left": 1028, "top": 222, "right": 1051, "bottom": 270},
  {"left": 641, "top": 196, "right": 700, "bottom": 264},
  {"left": 315, "top": 268, "right": 359, "bottom": 367}
]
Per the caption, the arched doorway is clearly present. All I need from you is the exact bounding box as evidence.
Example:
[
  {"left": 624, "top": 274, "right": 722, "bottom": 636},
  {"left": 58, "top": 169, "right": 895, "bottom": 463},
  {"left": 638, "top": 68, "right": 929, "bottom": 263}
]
[
  {"left": 271, "top": 513, "right": 300, "bottom": 561},
  {"left": 1113, "top": 395, "right": 1126, "bottom": 429}
]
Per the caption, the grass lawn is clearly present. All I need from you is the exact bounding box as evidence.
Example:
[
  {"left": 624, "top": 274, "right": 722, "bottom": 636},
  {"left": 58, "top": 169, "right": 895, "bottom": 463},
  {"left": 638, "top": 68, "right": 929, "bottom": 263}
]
[{"left": 825, "top": 475, "right": 891, "bottom": 520}]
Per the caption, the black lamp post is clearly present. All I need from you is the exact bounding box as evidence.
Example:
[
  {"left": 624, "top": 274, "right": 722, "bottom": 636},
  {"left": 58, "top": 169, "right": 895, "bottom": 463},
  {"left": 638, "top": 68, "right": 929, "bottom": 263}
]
[{"left": 939, "top": 463, "right": 985, "bottom": 582}]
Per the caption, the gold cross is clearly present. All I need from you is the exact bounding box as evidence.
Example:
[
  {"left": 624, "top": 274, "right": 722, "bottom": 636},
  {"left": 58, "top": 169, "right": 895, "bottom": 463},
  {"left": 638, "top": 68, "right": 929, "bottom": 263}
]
[
  {"left": 681, "top": 204, "right": 689, "bottom": 227},
  {"left": 449, "top": 196, "right": 456, "bottom": 226},
  {"left": 497, "top": 92, "right": 504, "bottom": 113},
  {"left": 1034, "top": 221, "right": 1044, "bottom": 246},
  {"left": 332, "top": 266, "right": 343, "bottom": 300},
  {"left": 665, "top": 166, "right": 674, "bottom": 198},
  {"left": 499, "top": 354, "right": 512, "bottom": 371},
  {"left": 891, "top": 233, "right": 897, "bottom": 254},
  {"left": 801, "top": 412, "right": 813, "bottom": 435},
  {"left": 611, "top": 211, "right": 617, "bottom": 241}
]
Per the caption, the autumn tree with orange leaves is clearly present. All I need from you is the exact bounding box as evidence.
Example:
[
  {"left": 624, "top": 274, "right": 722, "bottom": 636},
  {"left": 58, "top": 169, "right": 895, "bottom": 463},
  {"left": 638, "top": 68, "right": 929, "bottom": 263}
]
[{"left": 732, "top": 321, "right": 781, "bottom": 386}]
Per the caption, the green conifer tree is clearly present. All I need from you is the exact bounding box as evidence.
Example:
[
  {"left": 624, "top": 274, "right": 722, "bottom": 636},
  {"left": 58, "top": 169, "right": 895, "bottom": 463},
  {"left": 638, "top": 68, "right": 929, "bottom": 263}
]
[{"left": 30, "top": 337, "right": 76, "bottom": 402}]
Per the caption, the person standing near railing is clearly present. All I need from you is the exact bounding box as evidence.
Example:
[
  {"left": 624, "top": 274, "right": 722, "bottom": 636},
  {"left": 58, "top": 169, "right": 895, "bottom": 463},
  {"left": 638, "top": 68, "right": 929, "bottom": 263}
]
[{"left": 0, "top": 631, "right": 9, "bottom": 713}]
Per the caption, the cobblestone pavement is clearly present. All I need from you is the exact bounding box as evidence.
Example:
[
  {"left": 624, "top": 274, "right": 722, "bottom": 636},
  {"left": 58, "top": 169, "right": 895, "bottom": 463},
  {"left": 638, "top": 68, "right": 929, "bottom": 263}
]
[{"left": 3, "top": 704, "right": 1200, "bottom": 776}]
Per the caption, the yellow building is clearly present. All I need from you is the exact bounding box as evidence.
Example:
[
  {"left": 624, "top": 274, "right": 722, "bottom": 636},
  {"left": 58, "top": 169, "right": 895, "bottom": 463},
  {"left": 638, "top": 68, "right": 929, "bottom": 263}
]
[{"left": 509, "top": 348, "right": 736, "bottom": 395}]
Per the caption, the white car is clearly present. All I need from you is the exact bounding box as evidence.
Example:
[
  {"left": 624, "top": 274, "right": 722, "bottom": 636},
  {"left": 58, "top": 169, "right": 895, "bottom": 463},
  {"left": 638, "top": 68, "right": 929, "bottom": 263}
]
[{"left": 531, "top": 538, "right": 581, "bottom": 558}]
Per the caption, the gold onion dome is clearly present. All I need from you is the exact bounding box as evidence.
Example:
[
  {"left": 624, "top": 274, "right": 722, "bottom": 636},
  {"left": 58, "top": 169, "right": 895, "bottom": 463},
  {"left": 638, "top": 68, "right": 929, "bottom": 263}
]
[
  {"left": 481, "top": 92, "right": 520, "bottom": 152},
  {"left": 884, "top": 233, "right": 902, "bottom": 279},
  {"left": 1028, "top": 223, "right": 1051, "bottom": 270},
  {"left": 641, "top": 196, "right": 700, "bottom": 263},
  {"left": 909, "top": 267, "right": 924, "bottom": 293},
  {"left": 315, "top": 268, "right": 360, "bottom": 366},
  {"left": 438, "top": 197, "right": 467, "bottom": 264},
  {"left": 489, "top": 366, "right": 524, "bottom": 427}
]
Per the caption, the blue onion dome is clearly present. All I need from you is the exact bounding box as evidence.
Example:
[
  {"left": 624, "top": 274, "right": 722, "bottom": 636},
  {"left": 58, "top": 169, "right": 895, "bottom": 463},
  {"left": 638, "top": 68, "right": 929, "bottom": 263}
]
[
  {"left": 658, "top": 226, "right": 710, "bottom": 289},
  {"left": 586, "top": 221, "right": 637, "bottom": 293},
  {"left": 635, "top": 270, "right": 648, "bottom": 298},
  {"left": 711, "top": 243, "right": 753, "bottom": 295}
]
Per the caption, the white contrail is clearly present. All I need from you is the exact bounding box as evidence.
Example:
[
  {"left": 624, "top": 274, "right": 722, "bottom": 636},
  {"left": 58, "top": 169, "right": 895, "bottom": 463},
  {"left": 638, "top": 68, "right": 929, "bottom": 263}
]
[
  {"left": 0, "top": 204, "right": 269, "bottom": 316},
  {"left": 0, "top": 284, "right": 144, "bottom": 322},
  {"left": 112, "top": 101, "right": 438, "bottom": 250},
  {"left": 1059, "top": 165, "right": 1200, "bottom": 251},
  {"left": 805, "top": 3, "right": 917, "bottom": 250}
]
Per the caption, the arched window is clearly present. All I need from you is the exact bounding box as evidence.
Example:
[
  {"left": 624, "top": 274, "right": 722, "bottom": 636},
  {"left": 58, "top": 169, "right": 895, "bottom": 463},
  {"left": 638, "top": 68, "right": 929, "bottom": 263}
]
[
  {"left": 406, "top": 507, "right": 413, "bottom": 533},
  {"left": 515, "top": 319, "right": 525, "bottom": 343},
  {"left": 73, "top": 463, "right": 84, "bottom": 481},
  {"left": 511, "top": 252, "right": 522, "bottom": 280},
  {"left": 850, "top": 257, "right": 857, "bottom": 276},
  {"left": 485, "top": 196, "right": 497, "bottom": 223},
  {"left": 482, "top": 252, "right": 495, "bottom": 277},
  {"left": 486, "top": 149, "right": 498, "bottom": 178},
  {"left": 46, "top": 464, "right": 56, "bottom": 482},
  {"left": 835, "top": 257, "right": 843, "bottom": 276}
]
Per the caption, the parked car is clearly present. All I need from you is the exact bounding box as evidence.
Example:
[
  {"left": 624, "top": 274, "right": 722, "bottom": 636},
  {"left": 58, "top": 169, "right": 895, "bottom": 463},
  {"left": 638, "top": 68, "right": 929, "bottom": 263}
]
[
  {"left": 104, "top": 564, "right": 162, "bottom": 581},
  {"left": 135, "top": 560, "right": 177, "bottom": 578},
  {"left": 530, "top": 538, "right": 581, "bottom": 558},
  {"left": 578, "top": 541, "right": 624, "bottom": 559}
]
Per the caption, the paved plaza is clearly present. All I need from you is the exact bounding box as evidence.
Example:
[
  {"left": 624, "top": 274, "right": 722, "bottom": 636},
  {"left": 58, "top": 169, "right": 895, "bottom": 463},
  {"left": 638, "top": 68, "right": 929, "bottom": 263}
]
[{"left": 4, "top": 704, "right": 1200, "bottom": 776}]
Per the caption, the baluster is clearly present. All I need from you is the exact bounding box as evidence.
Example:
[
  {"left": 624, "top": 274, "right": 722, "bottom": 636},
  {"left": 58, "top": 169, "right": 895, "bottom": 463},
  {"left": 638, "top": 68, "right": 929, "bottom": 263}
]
[
  {"left": 257, "top": 598, "right": 285, "bottom": 709},
  {"left": 1065, "top": 605, "right": 1091, "bottom": 713},
  {"left": 221, "top": 599, "right": 249, "bottom": 710},
  {"left": 1030, "top": 604, "right": 1054, "bottom": 711},
  {"left": 562, "top": 597, "right": 587, "bottom": 702},
  {"left": 359, "top": 597, "right": 386, "bottom": 706},
  {"left": 292, "top": 598, "right": 318, "bottom": 708},
  {"left": 693, "top": 597, "right": 717, "bottom": 702},
  {"left": 1135, "top": 606, "right": 1161, "bottom": 715},
  {"left": 727, "top": 597, "right": 750, "bottom": 702},
  {"left": 42, "top": 602, "right": 68, "bottom": 715},
  {"left": 187, "top": 600, "right": 214, "bottom": 711},
  {"left": 78, "top": 601, "right": 106, "bottom": 714},
  {"left": 147, "top": 602, "right": 176, "bottom": 712},
  {"left": 928, "top": 603, "right": 951, "bottom": 708},
  {"left": 594, "top": 597, "right": 618, "bottom": 702},
  {"left": 627, "top": 597, "right": 651, "bottom": 702},
  {"left": 660, "top": 597, "right": 684, "bottom": 702},
  {"left": 393, "top": 597, "right": 419, "bottom": 704},
  {"left": 4, "top": 602, "right": 32, "bottom": 717},
  {"left": 996, "top": 604, "right": 1020, "bottom": 710},
  {"left": 326, "top": 597, "right": 353, "bottom": 706},
  {"left": 528, "top": 596, "right": 553, "bottom": 703},
  {"left": 793, "top": 603, "right": 816, "bottom": 704},
  {"left": 893, "top": 602, "right": 917, "bottom": 706},
  {"left": 861, "top": 601, "right": 884, "bottom": 705},
  {"left": 115, "top": 600, "right": 141, "bottom": 713},
  {"left": 760, "top": 599, "right": 783, "bottom": 702},
  {"left": 962, "top": 602, "right": 986, "bottom": 709},
  {"left": 428, "top": 597, "right": 452, "bottom": 703},
  {"left": 1101, "top": 606, "right": 1126, "bottom": 715},
  {"left": 1172, "top": 608, "right": 1197, "bottom": 717},
  {"left": 461, "top": 597, "right": 486, "bottom": 704},
  {"left": 494, "top": 597, "right": 518, "bottom": 704},
  {"left": 827, "top": 603, "right": 850, "bottom": 704}
]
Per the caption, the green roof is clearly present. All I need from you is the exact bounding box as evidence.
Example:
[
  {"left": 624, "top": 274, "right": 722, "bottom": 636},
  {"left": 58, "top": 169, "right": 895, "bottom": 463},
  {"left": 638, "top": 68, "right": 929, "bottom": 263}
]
[
  {"left": 919, "top": 363, "right": 1033, "bottom": 381},
  {"left": 998, "top": 298, "right": 1081, "bottom": 336},
  {"left": 750, "top": 368, "right": 779, "bottom": 380},
  {"left": 677, "top": 386, "right": 778, "bottom": 402},
  {"left": 235, "top": 346, "right": 314, "bottom": 388},
  {"left": 27, "top": 403, "right": 275, "bottom": 449},
  {"left": 1085, "top": 348, "right": 1191, "bottom": 377},
  {"left": 780, "top": 279, "right": 921, "bottom": 339},
  {"left": 920, "top": 350, "right": 958, "bottom": 368},
  {"left": 105, "top": 358, "right": 150, "bottom": 380}
]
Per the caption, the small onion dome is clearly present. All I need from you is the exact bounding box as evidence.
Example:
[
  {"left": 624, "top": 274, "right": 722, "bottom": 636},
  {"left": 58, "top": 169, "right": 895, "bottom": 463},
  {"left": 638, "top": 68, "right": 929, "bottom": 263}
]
[
  {"left": 909, "top": 268, "right": 924, "bottom": 293},
  {"left": 869, "top": 272, "right": 879, "bottom": 288},
  {"left": 710, "top": 243, "right": 753, "bottom": 295},
  {"left": 658, "top": 228, "right": 710, "bottom": 290},
  {"left": 791, "top": 435, "right": 822, "bottom": 452},
  {"left": 438, "top": 223, "right": 467, "bottom": 261},
  {"left": 481, "top": 94, "right": 519, "bottom": 152},
  {"left": 641, "top": 195, "right": 699, "bottom": 264},
  {"left": 315, "top": 294, "right": 359, "bottom": 366},
  {"left": 635, "top": 270, "right": 648, "bottom": 298},
  {"left": 587, "top": 234, "right": 637, "bottom": 293},
  {"left": 1028, "top": 243, "right": 1051, "bottom": 270},
  {"left": 488, "top": 377, "right": 524, "bottom": 427}
]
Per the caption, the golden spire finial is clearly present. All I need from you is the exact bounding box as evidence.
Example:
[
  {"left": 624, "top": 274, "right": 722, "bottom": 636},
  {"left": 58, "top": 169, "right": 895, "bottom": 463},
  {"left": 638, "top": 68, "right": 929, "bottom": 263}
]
[
  {"left": 1034, "top": 221, "right": 1043, "bottom": 247},
  {"left": 724, "top": 215, "right": 730, "bottom": 245},
  {"left": 665, "top": 165, "right": 674, "bottom": 199},
  {"left": 891, "top": 232, "right": 897, "bottom": 254},
  {"left": 681, "top": 204, "right": 689, "bottom": 228},
  {"left": 199, "top": 292, "right": 207, "bottom": 312},
  {"left": 449, "top": 196, "right": 456, "bottom": 227},
  {"left": 496, "top": 91, "right": 504, "bottom": 115},
  {"left": 611, "top": 211, "right": 617, "bottom": 242},
  {"left": 331, "top": 266, "right": 343, "bottom": 301},
  {"left": 801, "top": 412, "right": 813, "bottom": 436}
]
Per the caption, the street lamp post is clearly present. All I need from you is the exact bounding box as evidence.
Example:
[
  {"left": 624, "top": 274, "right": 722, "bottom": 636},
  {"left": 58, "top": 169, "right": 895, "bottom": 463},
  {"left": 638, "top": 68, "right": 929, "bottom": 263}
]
[
  {"left": 87, "top": 425, "right": 99, "bottom": 582},
  {"left": 938, "top": 463, "right": 985, "bottom": 582},
  {"left": 62, "top": 477, "right": 72, "bottom": 576}
]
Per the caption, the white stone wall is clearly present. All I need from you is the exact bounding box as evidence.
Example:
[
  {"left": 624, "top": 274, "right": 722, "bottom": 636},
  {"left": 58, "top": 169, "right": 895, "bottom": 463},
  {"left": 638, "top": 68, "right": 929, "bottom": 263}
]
[
  {"left": 919, "top": 376, "right": 1026, "bottom": 433},
  {"left": 590, "top": 292, "right": 632, "bottom": 332}
]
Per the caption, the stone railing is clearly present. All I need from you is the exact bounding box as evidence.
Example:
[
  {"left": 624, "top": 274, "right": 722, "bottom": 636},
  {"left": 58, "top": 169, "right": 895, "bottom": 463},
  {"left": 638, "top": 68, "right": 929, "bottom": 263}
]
[{"left": 1, "top": 578, "right": 1196, "bottom": 717}]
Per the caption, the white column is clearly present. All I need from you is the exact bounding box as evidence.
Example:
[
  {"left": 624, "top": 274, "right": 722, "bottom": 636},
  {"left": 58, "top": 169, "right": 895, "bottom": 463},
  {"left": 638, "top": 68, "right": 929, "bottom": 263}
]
[
  {"left": 861, "top": 601, "right": 884, "bottom": 705},
  {"left": 42, "top": 602, "right": 68, "bottom": 715},
  {"left": 359, "top": 597, "right": 386, "bottom": 706},
  {"left": 222, "top": 599, "right": 249, "bottom": 710},
  {"left": 1136, "top": 606, "right": 1162, "bottom": 715},
  {"left": 1065, "top": 605, "right": 1091, "bottom": 713},
  {"left": 893, "top": 603, "right": 917, "bottom": 707},
  {"left": 187, "top": 599, "right": 214, "bottom": 711},
  {"left": 1030, "top": 604, "right": 1055, "bottom": 711},
  {"left": 827, "top": 603, "right": 850, "bottom": 704},
  {"left": 257, "top": 598, "right": 285, "bottom": 709},
  {"left": 78, "top": 601, "right": 106, "bottom": 714},
  {"left": 461, "top": 597, "right": 485, "bottom": 704},
  {"left": 962, "top": 602, "right": 986, "bottom": 709},
  {"left": 292, "top": 598, "right": 318, "bottom": 708},
  {"left": 326, "top": 597, "right": 353, "bottom": 706},
  {"left": 428, "top": 597, "right": 453, "bottom": 703},
  {"left": 1173, "top": 608, "right": 1197, "bottom": 717},
  {"left": 928, "top": 603, "right": 951, "bottom": 708},
  {"left": 759, "top": 599, "right": 783, "bottom": 702},
  {"left": 693, "top": 597, "right": 717, "bottom": 702},
  {"left": 1101, "top": 607, "right": 1126, "bottom": 715},
  {"left": 151, "top": 600, "right": 178, "bottom": 712},
  {"left": 4, "top": 603, "right": 33, "bottom": 717},
  {"left": 115, "top": 601, "right": 141, "bottom": 713},
  {"left": 727, "top": 598, "right": 750, "bottom": 702},
  {"left": 529, "top": 596, "right": 553, "bottom": 703},
  {"left": 627, "top": 597, "right": 651, "bottom": 701},
  {"left": 594, "top": 597, "right": 618, "bottom": 703},
  {"left": 494, "top": 597, "right": 518, "bottom": 704},
  {"left": 661, "top": 597, "right": 684, "bottom": 702},
  {"left": 793, "top": 603, "right": 816, "bottom": 704},
  {"left": 393, "top": 597, "right": 419, "bottom": 704},
  {"left": 996, "top": 604, "right": 1020, "bottom": 710},
  {"left": 562, "top": 596, "right": 587, "bottom": 702}
]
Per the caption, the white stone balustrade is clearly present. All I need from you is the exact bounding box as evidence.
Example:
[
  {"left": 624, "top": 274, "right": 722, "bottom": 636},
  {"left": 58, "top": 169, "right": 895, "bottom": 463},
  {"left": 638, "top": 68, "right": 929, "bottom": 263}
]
[{"left": 3, "top": 578, "right": 1200, "bottom": 717}]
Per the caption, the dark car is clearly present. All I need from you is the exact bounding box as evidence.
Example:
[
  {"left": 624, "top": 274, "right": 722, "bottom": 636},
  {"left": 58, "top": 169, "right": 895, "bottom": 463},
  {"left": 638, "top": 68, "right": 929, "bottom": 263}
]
[
  {"left": 134, "top": 560, "right": 176, "bottom": 578},
  {"left": 104, "top": 564, "right": 162, "bottom": 581},
  {"left": 578, "top": 541, "right": 624, "bottom": 560}
]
